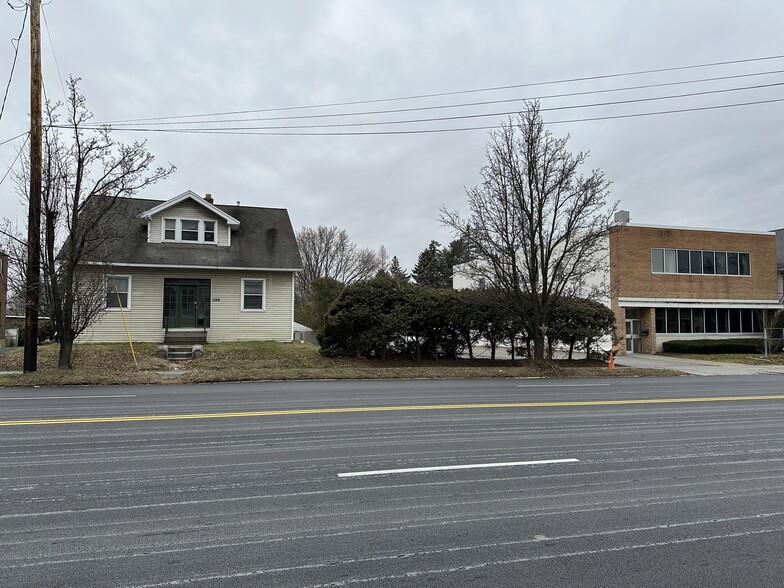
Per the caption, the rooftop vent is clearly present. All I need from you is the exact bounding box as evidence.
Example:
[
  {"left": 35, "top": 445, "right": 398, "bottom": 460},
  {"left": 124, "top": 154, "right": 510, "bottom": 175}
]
[{"left": 614, "top": 210, "right": 630, "bottom": 224}]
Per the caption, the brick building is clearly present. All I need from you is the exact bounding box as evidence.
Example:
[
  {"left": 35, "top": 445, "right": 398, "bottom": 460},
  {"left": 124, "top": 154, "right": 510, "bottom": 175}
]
[{"left": 609, "top": 220, "right": 782, "bottom": 354}]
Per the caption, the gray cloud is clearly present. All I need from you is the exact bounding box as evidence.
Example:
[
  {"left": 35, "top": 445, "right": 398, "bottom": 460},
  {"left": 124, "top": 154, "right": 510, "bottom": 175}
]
[{"left": 1, "top": 0, "right": 783, "bottom": 269}]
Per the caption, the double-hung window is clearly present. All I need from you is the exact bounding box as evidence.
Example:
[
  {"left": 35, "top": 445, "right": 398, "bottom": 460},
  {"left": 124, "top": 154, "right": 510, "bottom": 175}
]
[
  {"left": 204, "top": 221, "right": 216, "bottom": 243},
  {"left": 106, "top": 276, "right": 131, "bottom": 310},
  {"left": 241, "top": 279, "right": 265, "bottom": 311},
  {"left": 181, "top": 220, "right": 199, "bottom": 241}
]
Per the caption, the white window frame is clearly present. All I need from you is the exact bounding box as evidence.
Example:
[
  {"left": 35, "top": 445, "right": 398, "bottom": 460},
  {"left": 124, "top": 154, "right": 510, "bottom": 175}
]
[
  {"left": 106, "top": 275, "right": 132, "bottom": 311},
  {"left": 161, "top": 218, "right": 219, "bottom": 244},
  {"left": 241, "top": 278, "right": 266, "bottom": 312},
  {"left": 651, "top": 247, "right": 751, "bottom": 277},
  {"left": 203, "top": 220, "right": 216, "bottom": 243}
]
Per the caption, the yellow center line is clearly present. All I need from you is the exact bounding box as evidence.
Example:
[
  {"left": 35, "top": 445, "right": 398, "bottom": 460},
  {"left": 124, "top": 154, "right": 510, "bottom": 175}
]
[{"left": 1, "top": 394, "right": 784, "bottom": 427}]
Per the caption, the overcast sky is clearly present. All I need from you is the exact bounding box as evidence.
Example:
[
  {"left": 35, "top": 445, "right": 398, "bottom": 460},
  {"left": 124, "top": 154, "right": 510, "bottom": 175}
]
[{"left": 1, "top": 1, "right": 783, "bottom": 271}]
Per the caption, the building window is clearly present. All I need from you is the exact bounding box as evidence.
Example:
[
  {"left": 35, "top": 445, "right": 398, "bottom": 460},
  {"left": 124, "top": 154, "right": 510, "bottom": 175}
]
[
  {"left": 702, "top": 251, "right": 714, "bottom": 275},
  {"left": 204, "top": 220, "right": 216, "bottom": 243},
  {"left": 652, "top": 248, "right": 751, "bottom": 276},
  {"left": 655, "top": 306, "right": 762, "bottom": 334},
  {"left": 162, "top": 218, "right": 218, "bottom": 244},
  {"left": 655, "top": 308, "right": 666, "bottom": 333},
  {"left": 241, "top": 279, "right": 265, "bottom": 311},
  {"left": 715, "top": 252, "right": 727, "bottom": 274},
  {"left": 666, "top": 308, "right": 679, "bottom": 333},
  {"left": 652, "top": 249, "right": 664, "bottom": 273},
  {"left": 164, "top": 218, "right": 176, "bottom": 240},
  {"left": 181, "top": 220, "right": 199, "bottom": 241},
  {"left": 106, "top": 276, "right": 131, "bottom": 310},
  {"left": 739, "top": 253, "right": 751, "bottom": 276},
  {"left": 677, "top": 250, "right": 690, "bottom": 274}
]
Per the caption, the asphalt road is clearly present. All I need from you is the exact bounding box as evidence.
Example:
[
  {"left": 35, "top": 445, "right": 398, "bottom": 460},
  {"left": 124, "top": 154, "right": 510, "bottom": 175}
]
[{"left": 1, "top": 376, "right": 784, "bottom": 587}]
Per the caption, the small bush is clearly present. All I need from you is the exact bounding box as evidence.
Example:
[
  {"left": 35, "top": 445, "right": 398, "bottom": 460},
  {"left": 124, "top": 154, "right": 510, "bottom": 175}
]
[{"left": 662, "top": 338, "right": 764, "bottom": 354}]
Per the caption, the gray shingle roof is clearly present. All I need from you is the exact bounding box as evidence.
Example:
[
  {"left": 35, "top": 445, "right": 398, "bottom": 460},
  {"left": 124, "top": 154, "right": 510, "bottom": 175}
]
[{"left": 83, "top": 196, "right": 302, "bottom": 270}]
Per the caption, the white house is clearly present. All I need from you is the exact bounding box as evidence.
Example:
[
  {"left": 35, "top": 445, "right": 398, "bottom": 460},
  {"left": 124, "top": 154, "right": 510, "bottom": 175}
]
[{"left": 77, "top": 190, "right": 302, "bottom": 344}]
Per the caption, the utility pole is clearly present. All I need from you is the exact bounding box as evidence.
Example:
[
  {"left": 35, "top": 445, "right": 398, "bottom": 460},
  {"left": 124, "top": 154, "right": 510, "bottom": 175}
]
[{"left": 23, "top": 0, "right": 42, "bottom": 373}]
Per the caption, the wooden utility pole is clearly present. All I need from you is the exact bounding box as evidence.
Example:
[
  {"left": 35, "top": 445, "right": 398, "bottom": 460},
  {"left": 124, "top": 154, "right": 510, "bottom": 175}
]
[{"left": 23, "top": 0, "right": 42, "bottom": 373}]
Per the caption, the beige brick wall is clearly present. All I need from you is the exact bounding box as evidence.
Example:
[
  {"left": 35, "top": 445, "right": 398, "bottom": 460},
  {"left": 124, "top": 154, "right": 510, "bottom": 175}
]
[
  {"left": 609, "top": 225, "right": 779, "bottom": 354},
  {"left": 609, "top": 225, "right": 778, "bottom": 301}
]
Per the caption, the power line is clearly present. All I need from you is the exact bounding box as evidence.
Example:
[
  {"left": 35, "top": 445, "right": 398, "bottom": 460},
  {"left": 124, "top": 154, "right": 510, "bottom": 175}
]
[
  {"left": 0, "top": 2, "right": 28, "bottom": 124},
  {"left": 67, "top": 97, "right": 784, "bottom": 137},
  {"left": 41, "top": 3, "right": 67, "bottom": 103},
  {"left": 0, "top": 130, "right": 28, "bottom": 146},
  {"left": 0, "top": 131, "right": 28, "bottom": 186},
  {"left": 105, "top": 69, "right": 784, "bottom": 127},
  {"left": 72, "top": 80, "right": 784, "bottom": 133},
  {"left": 99, "top": 53, "right": 784, "bottom": 125}
]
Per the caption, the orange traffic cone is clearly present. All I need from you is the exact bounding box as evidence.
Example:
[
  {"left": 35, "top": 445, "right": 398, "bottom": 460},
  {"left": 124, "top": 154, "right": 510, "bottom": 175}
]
[{"left": 608, "top": 351, "right": 615, "bottom": 370}]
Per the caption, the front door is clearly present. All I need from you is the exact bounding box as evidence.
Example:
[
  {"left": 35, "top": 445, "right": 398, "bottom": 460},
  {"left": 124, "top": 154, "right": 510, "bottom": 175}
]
[
  {"left": 625, "top": 308, "right": 642, "bottom": 354},
  {"left": 163, "top": 279, "right": 211, "bottom": 329},
  {"left": 177, "top": 285, "right": 198, "bottom": 328}
]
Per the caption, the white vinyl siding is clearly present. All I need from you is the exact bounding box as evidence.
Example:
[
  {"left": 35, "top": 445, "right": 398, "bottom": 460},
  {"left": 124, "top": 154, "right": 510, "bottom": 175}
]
[
  {"left": 147, "top": 201, "right": 230, "bottom": 246},
  {"left": 78, "top": 267, "right": 294, "bottom": 343}
]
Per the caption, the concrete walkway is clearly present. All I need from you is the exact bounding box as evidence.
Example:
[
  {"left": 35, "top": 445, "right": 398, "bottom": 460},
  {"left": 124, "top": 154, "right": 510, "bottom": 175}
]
[{"left": 615, "top": 353, "right": 784, "bottom": 376}]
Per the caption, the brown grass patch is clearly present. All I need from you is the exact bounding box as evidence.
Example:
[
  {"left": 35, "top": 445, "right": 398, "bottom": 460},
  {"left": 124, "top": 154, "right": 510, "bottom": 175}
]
[{"left": 0, "top": 341, "right": 680, "bottom": 388}]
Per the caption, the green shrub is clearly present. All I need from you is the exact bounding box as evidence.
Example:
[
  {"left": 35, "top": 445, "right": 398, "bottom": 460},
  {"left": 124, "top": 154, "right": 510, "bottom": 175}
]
[{"left": 662, "top": 338, "right": 764, "bottom": 354}]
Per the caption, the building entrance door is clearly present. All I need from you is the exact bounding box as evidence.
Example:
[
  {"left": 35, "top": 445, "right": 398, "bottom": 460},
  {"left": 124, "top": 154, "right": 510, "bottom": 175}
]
[
  {"left": 163, "top": 279, "right": 211, "bottom": 329},
  {"left": 625, "top": 308, "right": 642, "bottom": 354}
]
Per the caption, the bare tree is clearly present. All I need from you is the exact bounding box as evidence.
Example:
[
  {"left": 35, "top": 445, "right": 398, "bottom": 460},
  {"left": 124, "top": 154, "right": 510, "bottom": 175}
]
[
  {"left": 441, "top": 101, "right": 615, "bottom": 360},
  {"left": 3, "top": 77, "right": 174, "bottom": 368},
  {"left": 295, "top": 225, "right": 381, "bottom": 303}
]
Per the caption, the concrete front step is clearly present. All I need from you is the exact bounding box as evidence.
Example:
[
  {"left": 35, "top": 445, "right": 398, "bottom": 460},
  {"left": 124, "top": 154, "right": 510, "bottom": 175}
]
[
  {"left": 156, "top": 344, "right": 205, "bottom": 361},
  {"left": 164, "top": 330, "right": 208, "bottom": 345}
]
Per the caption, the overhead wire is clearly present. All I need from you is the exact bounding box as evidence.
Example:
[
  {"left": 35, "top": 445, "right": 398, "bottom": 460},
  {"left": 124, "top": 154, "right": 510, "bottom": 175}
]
[
  {"left": 68, "top": 80, "right": 784, "bottom": 134},
  {"left": 41, "top": 2, "right": 68, "bottom": 103},
  {"left": 0, "top": 1, "right": 28, "bottom": 124},
  {"left": 99, "top": 53, "right": 784, "bottom": 125},
  {"left": 66, "top": 97, "right": 784, "bottom": 137},
  {"left": 103, "top": 68, "right": 784, "bottom": 127},
  {"left": 0, "top": 131, "right": 28, "bottom": 186}
]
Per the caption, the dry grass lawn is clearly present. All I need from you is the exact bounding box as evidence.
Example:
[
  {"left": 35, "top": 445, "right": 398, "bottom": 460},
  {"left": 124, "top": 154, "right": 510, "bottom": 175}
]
[{"left": 0, "top": 341, "right": 679, "bottom": 387}]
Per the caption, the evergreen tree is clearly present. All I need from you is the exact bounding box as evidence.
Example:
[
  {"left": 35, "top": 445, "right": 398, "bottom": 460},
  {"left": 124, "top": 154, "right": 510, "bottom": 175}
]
[
  {"left": 389, "top": 256, "right": 409, "bottom": 283},
  {"left": 412, "top": 241, "right": 452, "bottom": 288}
]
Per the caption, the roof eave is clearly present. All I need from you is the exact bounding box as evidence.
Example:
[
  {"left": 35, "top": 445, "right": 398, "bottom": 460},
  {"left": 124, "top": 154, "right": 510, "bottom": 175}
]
[{"left": 138, "top": 190, "right": 241, "bottom": 226}]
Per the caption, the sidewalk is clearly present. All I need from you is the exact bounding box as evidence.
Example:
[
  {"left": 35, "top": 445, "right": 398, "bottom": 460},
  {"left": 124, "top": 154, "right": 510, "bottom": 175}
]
[{"left": 615, "top": 353, "right": 784, "bottom": 376}]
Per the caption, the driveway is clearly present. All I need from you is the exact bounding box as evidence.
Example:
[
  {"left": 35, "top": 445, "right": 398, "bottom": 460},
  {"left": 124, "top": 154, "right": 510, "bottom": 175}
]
[{"left": 615, "top": 352, "right": 784, "bottom": 376}]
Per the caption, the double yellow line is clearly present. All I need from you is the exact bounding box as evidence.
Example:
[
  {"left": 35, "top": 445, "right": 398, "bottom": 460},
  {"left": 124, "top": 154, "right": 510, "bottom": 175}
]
[{"left": 2, "top": 394, "right": 784, "bottom": 427}]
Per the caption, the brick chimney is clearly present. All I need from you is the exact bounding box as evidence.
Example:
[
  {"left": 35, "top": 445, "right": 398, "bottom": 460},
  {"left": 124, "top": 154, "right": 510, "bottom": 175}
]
[{"left": 204, "top": 193, "right": 214, "bottom": 204}]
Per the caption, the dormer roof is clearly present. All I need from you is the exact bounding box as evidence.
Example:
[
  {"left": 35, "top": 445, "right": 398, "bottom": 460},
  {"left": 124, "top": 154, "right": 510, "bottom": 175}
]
[{"left": 138, "top": 190, "right": 241, "bottom": 227}]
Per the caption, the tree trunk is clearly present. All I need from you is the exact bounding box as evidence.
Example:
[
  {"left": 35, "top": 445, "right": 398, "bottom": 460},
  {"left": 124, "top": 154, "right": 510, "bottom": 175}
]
[
  {"left": 490, "top": 340, "right": 496, "bottom": 360},
  {"left": 585, "top": 338, "right": 592, "bottom": 361},
  {"left": 58, "top": 337, "right": 74, "bottom": 369},
  {"left": 568, "top": 341, "right": 574, "bottom": 360},
  {"left": 532, "top": 334, "right": 545, "bottom": 360},
  {"left": 510, "top": 336, "right": 516, "bottom": 360}
]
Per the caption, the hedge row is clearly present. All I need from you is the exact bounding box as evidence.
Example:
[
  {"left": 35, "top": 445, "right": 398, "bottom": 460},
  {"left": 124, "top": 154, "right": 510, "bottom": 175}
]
[{"left": 662, "top": 338, "right": 764, "bottom": 354}]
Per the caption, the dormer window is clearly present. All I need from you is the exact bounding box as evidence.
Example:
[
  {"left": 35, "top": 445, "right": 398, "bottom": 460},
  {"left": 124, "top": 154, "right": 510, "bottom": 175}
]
[
  {"left": 204, "top": 221, "right": 216, "bottom": 243},
  {"left": 181, "top": 220, "right": 199, "bottom": 241},
  {"left": 162, "top": 218, "right": 218, "bottom": 244}
]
